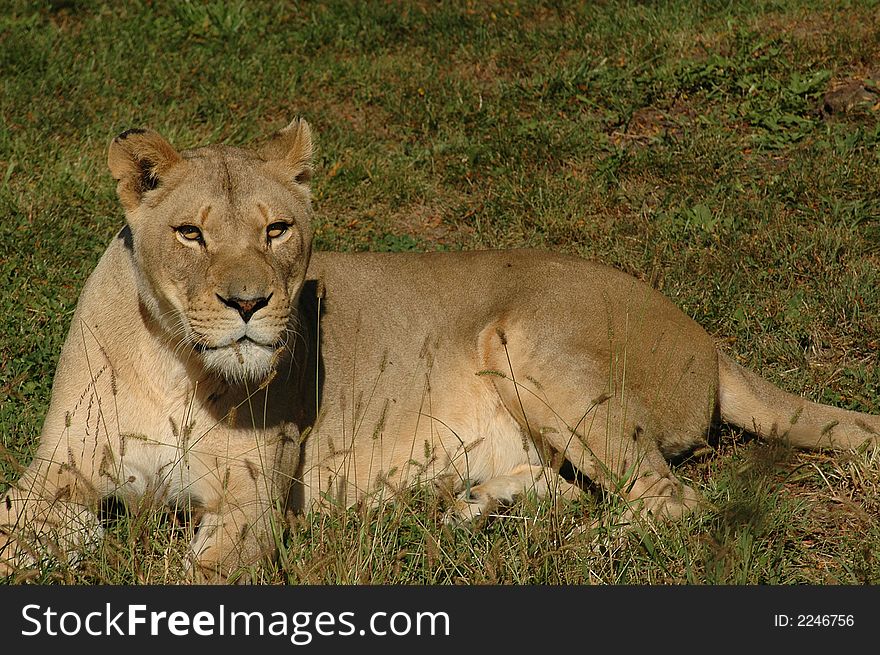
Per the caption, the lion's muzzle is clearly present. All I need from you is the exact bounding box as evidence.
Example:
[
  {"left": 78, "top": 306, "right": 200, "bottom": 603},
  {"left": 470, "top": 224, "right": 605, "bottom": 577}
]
[{"left": 216, "top": 292, "right": 272, "bottom": 323}]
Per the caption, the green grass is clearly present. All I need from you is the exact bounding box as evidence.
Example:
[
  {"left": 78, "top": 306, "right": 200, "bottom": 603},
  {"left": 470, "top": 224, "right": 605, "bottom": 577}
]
[{"left": 2, "top": 0, "right": 879, "bottom": 584}]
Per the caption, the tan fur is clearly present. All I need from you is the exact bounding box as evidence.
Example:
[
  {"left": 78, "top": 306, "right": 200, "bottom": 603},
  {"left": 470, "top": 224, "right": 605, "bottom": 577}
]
[
  {"left": 3, "top": 122, "right": 878, "bottom": 581},
  {"left": 1, "top": 120, "right": 314, "bottom": 581}
]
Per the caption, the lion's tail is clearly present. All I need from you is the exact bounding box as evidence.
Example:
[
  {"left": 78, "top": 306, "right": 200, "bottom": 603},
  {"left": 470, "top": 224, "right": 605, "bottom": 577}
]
[{"left": 718, "top": 353, "right": 879, "bottom": 450}]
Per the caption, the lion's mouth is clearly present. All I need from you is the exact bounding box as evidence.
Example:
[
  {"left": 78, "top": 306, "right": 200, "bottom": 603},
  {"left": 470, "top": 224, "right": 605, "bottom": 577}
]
[
  {"left": 195, "top": 334, "right": 282, "bottom": 382},
  {"left": 196, "top": 336, "right": 264, "bottom": 352}
]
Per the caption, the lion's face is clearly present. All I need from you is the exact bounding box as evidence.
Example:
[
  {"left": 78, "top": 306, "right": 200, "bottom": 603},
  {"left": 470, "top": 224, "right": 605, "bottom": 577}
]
[{"left": 108, "top": 120, "right": 314, "bottom": 382}]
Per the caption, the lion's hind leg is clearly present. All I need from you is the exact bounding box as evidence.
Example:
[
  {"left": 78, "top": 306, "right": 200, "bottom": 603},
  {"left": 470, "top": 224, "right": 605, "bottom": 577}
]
[{"left": 480, "top": 326, "right": 704, "bottom": 524}]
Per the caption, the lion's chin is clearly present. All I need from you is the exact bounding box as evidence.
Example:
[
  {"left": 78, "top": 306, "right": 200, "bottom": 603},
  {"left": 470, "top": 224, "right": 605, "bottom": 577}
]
[{"left": 200, "top": 340, "right": 279, "bottom": 384}]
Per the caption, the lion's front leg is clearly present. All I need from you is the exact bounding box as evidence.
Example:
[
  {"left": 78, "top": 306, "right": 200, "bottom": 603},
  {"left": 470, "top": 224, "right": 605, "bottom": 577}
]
[
  {"left": 186, "top": 501, "right": 283, "bottom": 583},
  {"left": 0, "top": 463, "right": 104, "bottom": 576},
  {"left": 185, "top": 438, "right": 296, "bottom": 583},
  {"left": 444, "top": 464, "right": 582, "bottom": 525}
]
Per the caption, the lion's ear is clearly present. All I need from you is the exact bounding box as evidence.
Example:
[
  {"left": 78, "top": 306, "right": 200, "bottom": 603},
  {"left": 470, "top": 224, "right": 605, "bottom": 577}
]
[
  {"left": 260, "top": 118, "right": 313, "bottom": 187},
  {"left": 107, "top": 128, "right": 183, "bottom": 211}
]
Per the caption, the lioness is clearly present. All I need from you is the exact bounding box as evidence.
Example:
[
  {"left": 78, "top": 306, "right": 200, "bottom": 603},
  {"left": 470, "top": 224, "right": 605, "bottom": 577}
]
[{"left": 2, "top": 120, "right": 878, "bottom": 581}]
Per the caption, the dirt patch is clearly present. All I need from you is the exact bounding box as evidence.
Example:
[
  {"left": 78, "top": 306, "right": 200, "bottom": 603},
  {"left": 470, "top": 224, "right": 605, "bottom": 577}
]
[
  {"left": 287, "top": 95, "right": 396, "bottom": 143},
  {"left": 318, "top": 196, "right": 477, "bottom": 250},
  {"left": 610, "top": 96, "right": 698, "bottom": 148},
  {"left": 455, "top": 57, "right": 503, "bottom": 90},
  {"left": 387, "top": 201, "right": 475, "bottom": 246},
  {"left": 821, "top": 74, "right": 880, "bottom": 118},
  {"left": 327, "top": 98, "right": 393, "bottom": 136},
  {"left": 753, "top": 8, "right": 877, "bottom": 43}
]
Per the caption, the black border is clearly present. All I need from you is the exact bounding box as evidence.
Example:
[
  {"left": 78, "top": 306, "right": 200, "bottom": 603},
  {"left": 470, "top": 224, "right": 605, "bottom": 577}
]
[{"left": 1, "top": 585, "right": 874, "bottom": 651}]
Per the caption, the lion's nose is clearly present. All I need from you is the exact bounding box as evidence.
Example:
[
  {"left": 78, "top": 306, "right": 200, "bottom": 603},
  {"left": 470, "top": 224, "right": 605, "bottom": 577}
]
[{"left": 217, "top": 293, "right": 272, "bottom": 323}]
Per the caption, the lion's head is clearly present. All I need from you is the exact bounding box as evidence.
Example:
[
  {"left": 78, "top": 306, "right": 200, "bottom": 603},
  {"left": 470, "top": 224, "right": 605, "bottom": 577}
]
[{"left": 107, "top": 119, "right": 314, "bottom": 383}]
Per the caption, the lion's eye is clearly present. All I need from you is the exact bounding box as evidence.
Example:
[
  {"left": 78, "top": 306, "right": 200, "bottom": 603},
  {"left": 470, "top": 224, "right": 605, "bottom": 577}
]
[
  {"left": 267, "top": 222, "right": 290, "bottom": 240},
  {"left": 175, "top": 225, "right": 203, "bottom": 243}
]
